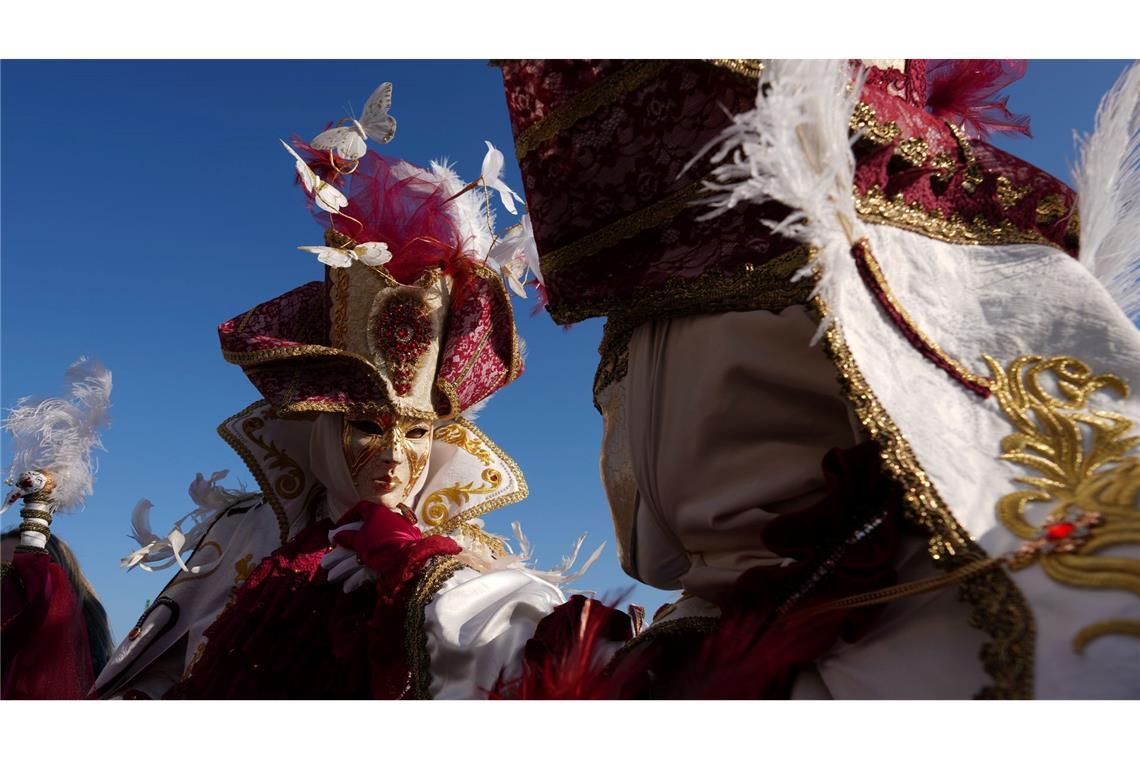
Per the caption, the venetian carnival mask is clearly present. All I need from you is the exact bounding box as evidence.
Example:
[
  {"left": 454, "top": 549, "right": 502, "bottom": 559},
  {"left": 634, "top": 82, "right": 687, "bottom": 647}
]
[{"left": 342, "top": 413, "right": 433, "bottom": 510}]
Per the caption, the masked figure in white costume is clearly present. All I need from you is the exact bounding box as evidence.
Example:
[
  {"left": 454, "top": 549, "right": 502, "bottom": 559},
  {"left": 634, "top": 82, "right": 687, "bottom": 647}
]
[
  {"left": 495, "top": 59, "right": 1139, "bottom": 698},
  {"left": 95, "top": 108, "right": 601, "bottom": 699}
]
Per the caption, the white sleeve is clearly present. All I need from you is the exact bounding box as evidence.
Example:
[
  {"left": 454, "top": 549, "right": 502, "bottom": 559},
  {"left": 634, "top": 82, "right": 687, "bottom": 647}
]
[{"left": 423, "top": 566, "right": 565, "bottom": 699}]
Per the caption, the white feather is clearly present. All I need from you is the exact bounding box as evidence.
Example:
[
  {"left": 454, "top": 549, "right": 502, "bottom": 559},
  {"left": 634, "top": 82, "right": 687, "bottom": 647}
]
[
  {"left": 1074, "top": 61, "right": 1140, "bottom": 323},
  {"left": 429, "top": 158, "right": 496, "bottom": 260},
  {"left": 457, "top": 521, "right": 604, "bottom": 592},
  {"left": 697, "top": 60, "right": 865, "bottom": 341},
  {"left": 3, "top": 357, "right": 112, "bottom": 511},
  {"left": 121, "top": 471, "right": 253, "bottom": 573}
]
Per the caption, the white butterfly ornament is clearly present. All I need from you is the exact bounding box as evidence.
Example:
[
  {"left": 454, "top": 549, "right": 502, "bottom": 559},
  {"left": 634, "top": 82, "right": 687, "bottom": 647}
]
[
  {"left": 281, "top": 140, "right": 348, "bottom": 214},
  {"left": 480, "top": 141, "right": 525, "bottom": 215},
  {"left": 311, "top": 82, "right": 398, "bottom": 162},
  {"left": 298, "top": 240, "right": 392, "bottom": 269},
  {"left": 488, "top": 214, "right": 541, "bottom": 297}
]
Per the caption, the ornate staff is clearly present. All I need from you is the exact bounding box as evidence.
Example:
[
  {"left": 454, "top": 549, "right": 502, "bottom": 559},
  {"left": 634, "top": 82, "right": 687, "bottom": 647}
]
[{"left": 3, "top": 357, "right": 112, "bottom": 551}]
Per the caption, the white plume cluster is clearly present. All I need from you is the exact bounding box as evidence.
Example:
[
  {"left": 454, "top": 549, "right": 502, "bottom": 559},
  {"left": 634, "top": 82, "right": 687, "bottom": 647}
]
[
  {"left": 3, "top": 357, "right": 112, "bottom": 512},
  {"left": 428, "top": 158, "right": 497, "bottom": 261},
  {"left": 458, "top": 520, "right": 604, "bottom": 592},
  {"left": 122, "top": 470, "right": 253, "bottom": 574},
  {"left": 1074, "top": 61, "right": 1140, "bottom": 323},
  {"left": 696, "top": 59, "right": 866, "bottom": 340}
]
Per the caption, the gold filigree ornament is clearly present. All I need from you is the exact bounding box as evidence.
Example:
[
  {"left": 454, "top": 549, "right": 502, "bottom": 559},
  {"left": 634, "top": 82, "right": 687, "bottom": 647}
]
[
  {"left": 418, "top": 467, "right": 503, "bottom": 527},
  {"left": 986, "top": 354, "right": 1140, "bottom": 649}
]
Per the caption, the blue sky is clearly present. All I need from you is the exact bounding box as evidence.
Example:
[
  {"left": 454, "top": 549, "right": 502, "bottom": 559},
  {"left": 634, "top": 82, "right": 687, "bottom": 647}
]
[{"left": 1, "top": 59, "right": 1132, "bottom": 640}]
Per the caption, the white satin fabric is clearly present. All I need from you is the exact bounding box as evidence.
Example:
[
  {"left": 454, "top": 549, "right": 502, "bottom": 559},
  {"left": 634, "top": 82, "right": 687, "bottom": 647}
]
[
  {"left": 616, "top": 304, "right": 989, "bottom": 697},
  {"left": 423, "top": 566, "right": 565, "bottom": 699}
]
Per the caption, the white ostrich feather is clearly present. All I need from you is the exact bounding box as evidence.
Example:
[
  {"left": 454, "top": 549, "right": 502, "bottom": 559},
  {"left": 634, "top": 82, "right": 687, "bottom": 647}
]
[
  {"left": 121, "top": 470, "right": 253, "bottom": 573},
  {"left": 1074, "top": 61, "right": 1140, "bottom": 322},
  {"left": 428, "top": 158, "right": 496, "bottom": 261},
  {"left": 697, "top": 59, "right": 865, "bottom": 340},
  {"left": 3, "top": 357, "right": 112, "bottom": 512}
]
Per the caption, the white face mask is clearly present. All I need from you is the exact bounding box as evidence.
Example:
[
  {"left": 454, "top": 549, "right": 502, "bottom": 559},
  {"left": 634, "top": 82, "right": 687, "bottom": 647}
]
[{"left": 341, "top": 414, "right": 433, "bottom": 511}]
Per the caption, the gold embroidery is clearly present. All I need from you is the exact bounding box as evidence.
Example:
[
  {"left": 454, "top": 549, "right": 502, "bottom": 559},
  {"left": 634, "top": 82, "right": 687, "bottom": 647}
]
[
  {"left": 421, "top": 417, "right": 529, "bottom": 538},
  {"left": 895, "top": 137, "right": 930, "bottom": 167},
  {"left": 704, "top": 59, "right": 764, "bottom": 80},
  {"left": 514, "top": 61, "right": 672, "bottom": 159},
  {"left": 985, "top": 355, "right": 1140, "bottom": 597},
  {"left": 930, "top": 151, "right": 957, "bottom": 183},
  {"left": 457, "top": 523, "right": 507, "bottom": 556},
  {"left": 434, "top": 423, "right": 494, "bottom": 465},
  {"left": 1072, "top": 619, "right": 1140, "bottom": 653},
  {"left": 854, "top": 185, "right": 1058, "bottom": 249},
  {"left": 853, "top": 238, "right": 992, "bottom": 393},
  {"left": 849, "top": 101, "right": 902, "bottom": 146},
  {"left": 947, "top": 122, "right": 983, "bottom": 193},
  {"left": 419, "top": 468, "right": 503, "bottom": 527},
  {"left": 540, "top": 179, "right": 709, "bottom": 276},
  {"left": 588, "top": 246, "right": 813, "bottom": 399},
  {"left": 996, "top": 176, "right": 1031, "bottom": 209},
  {"left": 403, "top": 444, "right": 429, "bottom": 499},
  {"left": 816, "top": 299, "right": 1035, "bottom": 699},
  {"left": 217, "top": 402, "right": 291, "bottom": 543},
  {"left": 1036, "top": 193, "right": 1067, "bottom": 226},
  {"left": 405, "top": 556, "right": 465, "bottom": 699},
  {"left": 241, "top": 416, "right": 305, "bottom": 500}
]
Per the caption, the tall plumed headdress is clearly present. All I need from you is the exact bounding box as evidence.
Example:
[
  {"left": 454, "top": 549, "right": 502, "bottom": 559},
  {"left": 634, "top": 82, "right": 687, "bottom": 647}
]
[{"left": 219, "top": 134, "right": 528, "bottom": 421}]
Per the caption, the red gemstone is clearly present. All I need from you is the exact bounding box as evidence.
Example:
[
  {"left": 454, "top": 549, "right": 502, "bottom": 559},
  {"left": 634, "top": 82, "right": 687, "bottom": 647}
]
[{"left": 1046, "top": 522, "right": 1075, "bottom": 540}]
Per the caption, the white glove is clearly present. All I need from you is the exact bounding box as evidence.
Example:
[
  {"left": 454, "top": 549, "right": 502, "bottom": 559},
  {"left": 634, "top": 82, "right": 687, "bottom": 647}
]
[{"left": 320, "top": 521, "right": 375, "bottom": 593}]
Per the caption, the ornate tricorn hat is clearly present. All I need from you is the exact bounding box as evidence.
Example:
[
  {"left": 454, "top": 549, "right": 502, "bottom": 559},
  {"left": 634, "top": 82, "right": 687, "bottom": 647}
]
[{"left": 219, "top": 151, "right": 524, "bottom": 421}]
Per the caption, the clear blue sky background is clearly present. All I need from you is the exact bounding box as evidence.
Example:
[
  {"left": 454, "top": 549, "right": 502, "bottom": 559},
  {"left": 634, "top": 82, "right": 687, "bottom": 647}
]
[{"left": 1, "top": 60, "right": 1132, "bottom": 641}]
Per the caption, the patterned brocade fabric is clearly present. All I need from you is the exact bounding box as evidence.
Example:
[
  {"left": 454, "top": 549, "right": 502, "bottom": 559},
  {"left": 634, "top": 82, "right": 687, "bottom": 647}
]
[
  {"left": 496, "top": 59, "right": 805, "bottom": 328},
  {"left": 496, "top": 60, "right": 1079, "bottom": 336}
]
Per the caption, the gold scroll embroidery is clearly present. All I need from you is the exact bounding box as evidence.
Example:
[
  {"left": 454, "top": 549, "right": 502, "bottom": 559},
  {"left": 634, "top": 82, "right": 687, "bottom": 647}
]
[
  {"left": 985, "top": 354, "right": 1140, "bottom": 651},
  {"left": 434, "top": 423, "right": 494, "bottom": 465},
  {"left": 419, "top": 468, "right": 503, "bottom": 527},
  {"left": 996, "top": 176, "right": 1031, "bottom": 209},
  {"left": 241, "top": 416, "right": 305, "bottom": 500}
]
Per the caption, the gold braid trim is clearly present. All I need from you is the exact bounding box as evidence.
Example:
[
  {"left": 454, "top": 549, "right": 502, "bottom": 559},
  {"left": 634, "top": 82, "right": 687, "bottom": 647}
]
[
  {"left": 815, "top": 297, "right": 1036, "bottom": 699},
  {"left": 217, "top": 401, "right": 291, "bottom": 544},
  {"left": 405, "top": 556, "right": 466, "bottom": 699},
  {"left": 601, "top": 615, "right": 718, "bottom": 678},
  {"left": 855, "top": 185, "right": 1059, "bottom": 249},
  {"left": 514, "top": 60, "right": 672, "bottom": 159},
  {"left": 541, "top": 179, "right": 710, "bottom": 277},
  {"left": 704, "top": 59, "right": 765, "bottom": 80},
  {"left": 590, "top": 246, "right": 813, "bottom": 402}
]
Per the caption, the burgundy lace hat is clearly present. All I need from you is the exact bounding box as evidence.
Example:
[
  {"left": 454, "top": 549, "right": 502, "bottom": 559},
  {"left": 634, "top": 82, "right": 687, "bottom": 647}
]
[
  {"left": 218, "top": 151, "right": 524, "bottom": 421},
  {"left": 497, "top": 60, "right": 1078, "bottom": 326},
  {"left": 494, "top": 59, "right": 1078, "bottom": 400}
]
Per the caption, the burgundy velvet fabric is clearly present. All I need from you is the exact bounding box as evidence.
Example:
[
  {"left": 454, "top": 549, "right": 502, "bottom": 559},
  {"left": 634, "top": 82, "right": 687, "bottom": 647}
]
[
  {"left": 168, "top": 505, "right": 460, "bottom": 699},
  {"left": 2, "top": 552, "right": 94, "bottom": 699}
]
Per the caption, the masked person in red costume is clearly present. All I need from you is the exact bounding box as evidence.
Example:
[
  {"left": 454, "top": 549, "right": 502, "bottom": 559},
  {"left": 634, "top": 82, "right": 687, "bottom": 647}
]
[
  {"left": 492, "top": 59, "right": 1140, "bottom": 699},
  {"left": 3, "top": 359, "right": 115, "bottom": 699},
  {"left": 96, "top": 86, "right": 605, "bottom": 699}
]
